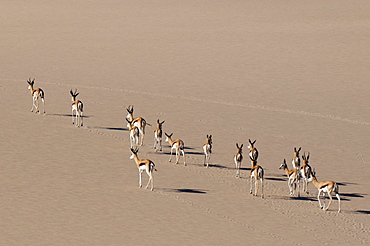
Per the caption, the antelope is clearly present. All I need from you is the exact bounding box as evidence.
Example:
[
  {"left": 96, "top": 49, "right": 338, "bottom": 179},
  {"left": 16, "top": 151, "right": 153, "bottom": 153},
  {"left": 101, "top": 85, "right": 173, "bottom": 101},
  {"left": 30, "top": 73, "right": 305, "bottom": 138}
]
[
  {"left": 249, "top": 156, "right": 264, "bottom": 198},
  {"left": 292, "top": 147, "right": 301, "bottom": 170},
  {"left": 308, "top": 170, "right": 341, "bottom": 213},
  {"left": 126, "top": 105, "right": 150, "bottom": 146},
  {"left": 234, "top": 143, "right": 243, "bottom": 177},
  {"left": 126, "top": 118, "right": 140, "bottom": 148},
  {"left": 279, "top": 159, "right": 301, "bottom": 197},
  {"left": 153, "top": 119, "right": 165, "bottom": 152},
  {"left": 203, "top": 135, "right": 212, "bottom": 168},
  {"left": 27, "top": 78, "right": 45, "bottom": 114},
  {"left": 165, "top": 133, "right": 186, "bottom": 165},
  {"left": 300, "top": 152, "right": 313, "bottom": 194},
  {"left": 129, "top": 148, "right": 157, "bottom": 191},
  {"left": 248, "top": 139, "right": 259, "bottom": 161},
  {"left": 70, "top": 89, "right": 84, "bottom": 127}
]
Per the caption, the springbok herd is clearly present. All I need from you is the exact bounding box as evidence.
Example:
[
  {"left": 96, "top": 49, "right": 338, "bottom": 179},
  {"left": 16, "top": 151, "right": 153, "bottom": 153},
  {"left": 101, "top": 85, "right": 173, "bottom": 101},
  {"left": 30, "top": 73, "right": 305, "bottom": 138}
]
[{"left": 27, "top": 78, "right": 341, "bottom": 213}]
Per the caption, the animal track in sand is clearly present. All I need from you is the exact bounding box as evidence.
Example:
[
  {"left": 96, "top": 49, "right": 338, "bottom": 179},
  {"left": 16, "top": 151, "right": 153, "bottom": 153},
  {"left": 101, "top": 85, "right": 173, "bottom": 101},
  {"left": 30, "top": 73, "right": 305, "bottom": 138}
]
[
  {"left": 355, "top": 153, "right": 366, "bottom": 163},
  {"left": 153, "top": 188, "right": 288, "bottom": 244},
  {"left": 4, "top": 77, "right": 369, "bottom": 127},
  {"left": 4, "top": 77, "right": 369, "bottom": 243}
]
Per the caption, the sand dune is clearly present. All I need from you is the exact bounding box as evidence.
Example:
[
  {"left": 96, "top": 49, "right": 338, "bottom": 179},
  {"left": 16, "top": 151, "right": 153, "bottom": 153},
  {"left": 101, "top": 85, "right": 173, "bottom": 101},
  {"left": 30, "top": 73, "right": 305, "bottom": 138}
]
[{"left": 1, "top": 1, "right": 369, "bottom": 245}]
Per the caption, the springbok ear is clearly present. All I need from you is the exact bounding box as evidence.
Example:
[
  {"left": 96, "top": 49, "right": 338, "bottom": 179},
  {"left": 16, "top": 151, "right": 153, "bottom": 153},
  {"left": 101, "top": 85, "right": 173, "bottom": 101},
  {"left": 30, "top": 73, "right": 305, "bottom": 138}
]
[
  {"left": 161, "top": 120, "right": 165, "bottom": 124},
  {"left": 236, "top": 143, "right": 239, "bottom": 148},
  {"left": 283, "top": 159, "right": 287, "bottom": 164},
  {"left": 249, "top": 139, "right": 252, "bottom": 144},
  {"left": 32, "top": 78, "right": 35, "bottom": 83},
  {"left": 294, "top": 147, "right": 297, "bottom": 152},
  {"left": 70, "top": 90, "right": 74, "bottom": 96},
  {"left": 298, "top": 147, "right": 301, "bottom": 152},
  {"left": 240, "top": 144, "right": 243, "bottom": 148},
  {"left": 307, "top": 152, "right": 310, "bottom": 160},
  {"left": 75, "top": 93, "right": 79, "bottom": 97},
  {"left": 252, "top": 139, "right": 257, "bottom": 145}
]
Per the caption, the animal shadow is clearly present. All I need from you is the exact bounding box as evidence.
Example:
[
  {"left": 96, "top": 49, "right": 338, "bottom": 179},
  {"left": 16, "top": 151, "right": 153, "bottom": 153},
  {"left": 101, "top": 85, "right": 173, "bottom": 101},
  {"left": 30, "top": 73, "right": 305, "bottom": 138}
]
[
  {"left": 87, "top": 126, "right": 127, "bottom": 131},
  {"left": 48, "top": 113, "right": 91, "bottom": 118},
  {"left": 161, "top": 188, "right": 207, "bottom": 194}
]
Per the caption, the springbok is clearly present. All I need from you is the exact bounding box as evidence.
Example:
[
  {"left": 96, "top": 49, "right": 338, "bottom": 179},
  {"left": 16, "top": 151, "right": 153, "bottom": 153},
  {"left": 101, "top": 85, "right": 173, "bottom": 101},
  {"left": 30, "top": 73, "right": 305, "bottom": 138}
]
[
  {"left": 203, "top": 135, "right": 212, "bottom": 168},
  {"left": 70, "top": 89, "right": 84, "bottom": 127},
  {"left": 126, "top": 105, "right": 150, "bottom": 146},
  {"left": 27, "top": 78, "right": 45, "bottom": 114},
  {"left": 309, "top": 170, "right": 341, "bottom": 213},
  {"left": 279, "top": 159, "right": 300, "bottom": 197},
  {"left": 292, "top": 147, "right": 301, "bottom": 170},
  {"left": 248, "top": 139, "right": 258, "bottom": 161},
  {"left": 234, "top": 143, "right": 243, "bottom": 177},
  {"left": 249, "top": 155, "right": 264, "bottom": 198},
  {"left": 129, "top": 148, "right": 156, "bottom": 191},
  {"left": 126, "top": 118, "right": 140, "bottom": 148},
  {"left": 153, "top": 119, "right": 165, "bottom": 152},
  {"left": 165, "top": 133, "right": 186, "bottom": 165},
  {"left": 300, "top": 152, "right": 313, "bottom": 194}
]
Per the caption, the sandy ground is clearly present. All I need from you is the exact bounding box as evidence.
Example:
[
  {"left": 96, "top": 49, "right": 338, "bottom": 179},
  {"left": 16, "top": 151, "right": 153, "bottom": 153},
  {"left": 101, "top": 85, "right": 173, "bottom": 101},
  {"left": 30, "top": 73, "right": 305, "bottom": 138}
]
[{"left": 1, "top": 1, "right": 370, "bottom": 245}]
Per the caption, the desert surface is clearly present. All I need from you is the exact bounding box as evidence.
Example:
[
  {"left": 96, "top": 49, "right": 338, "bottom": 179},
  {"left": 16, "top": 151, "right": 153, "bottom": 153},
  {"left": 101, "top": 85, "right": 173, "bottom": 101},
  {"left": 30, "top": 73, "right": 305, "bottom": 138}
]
[{"left": 1, "top": 1, "right": 370, "bottom": 245}]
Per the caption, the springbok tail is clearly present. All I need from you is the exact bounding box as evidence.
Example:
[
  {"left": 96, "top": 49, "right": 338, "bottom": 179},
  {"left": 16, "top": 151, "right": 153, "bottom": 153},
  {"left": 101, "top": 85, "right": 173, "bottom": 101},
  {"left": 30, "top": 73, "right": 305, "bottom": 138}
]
[
  {"left": 78, "top": 101, "right": 84, "bottom": 112},
  {"left": 151, "top": 163, "right": 157, "bottom": 172},
  {"left": 40, "top": 89, "right": 45, "bottom": 99}
]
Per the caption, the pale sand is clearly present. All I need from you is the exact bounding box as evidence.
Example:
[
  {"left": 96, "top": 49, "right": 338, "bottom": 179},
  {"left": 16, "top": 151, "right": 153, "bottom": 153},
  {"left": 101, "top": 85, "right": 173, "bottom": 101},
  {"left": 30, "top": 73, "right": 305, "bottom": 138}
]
[{"left": 1, "top": 1, "right": 369, "bottom": 245}]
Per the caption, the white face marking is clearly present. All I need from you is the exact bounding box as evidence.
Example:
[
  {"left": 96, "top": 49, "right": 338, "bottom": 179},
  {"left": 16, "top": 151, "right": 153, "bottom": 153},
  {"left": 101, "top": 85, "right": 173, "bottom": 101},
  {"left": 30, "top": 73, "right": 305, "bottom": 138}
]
[
  {"left": 126, "top": 113, "right": 132, "bottom": 121},
  {"left": 165, "top": 136, "right": 169, "bottom": 142},
  {"left": 130, "top": 154, "right": 134, "bottom": 160}
]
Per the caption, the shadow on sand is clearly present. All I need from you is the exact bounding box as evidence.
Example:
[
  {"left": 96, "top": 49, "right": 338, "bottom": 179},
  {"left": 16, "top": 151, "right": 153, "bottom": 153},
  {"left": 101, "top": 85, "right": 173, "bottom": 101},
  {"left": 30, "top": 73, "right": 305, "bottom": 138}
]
[
  {"left": 161, "top": 188, "right": 207, "bottom": 194},
  {"left": 340, "top": 193, "right": 366, "bottom": 198},
  {"left": 265, "top": 177, "right": 287, "bottom": 182},
  {"left": 337, "top": 182, "right": 359, "bottom": 186},
  {"left": 352, "top": 210, "right": 370, "bottom": 214},
  {"left": 87, "top": 126, "right": 127, "bottom": 131},
  {"left": 47, "top": 113, "right": 91, "bottom": 118}
]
